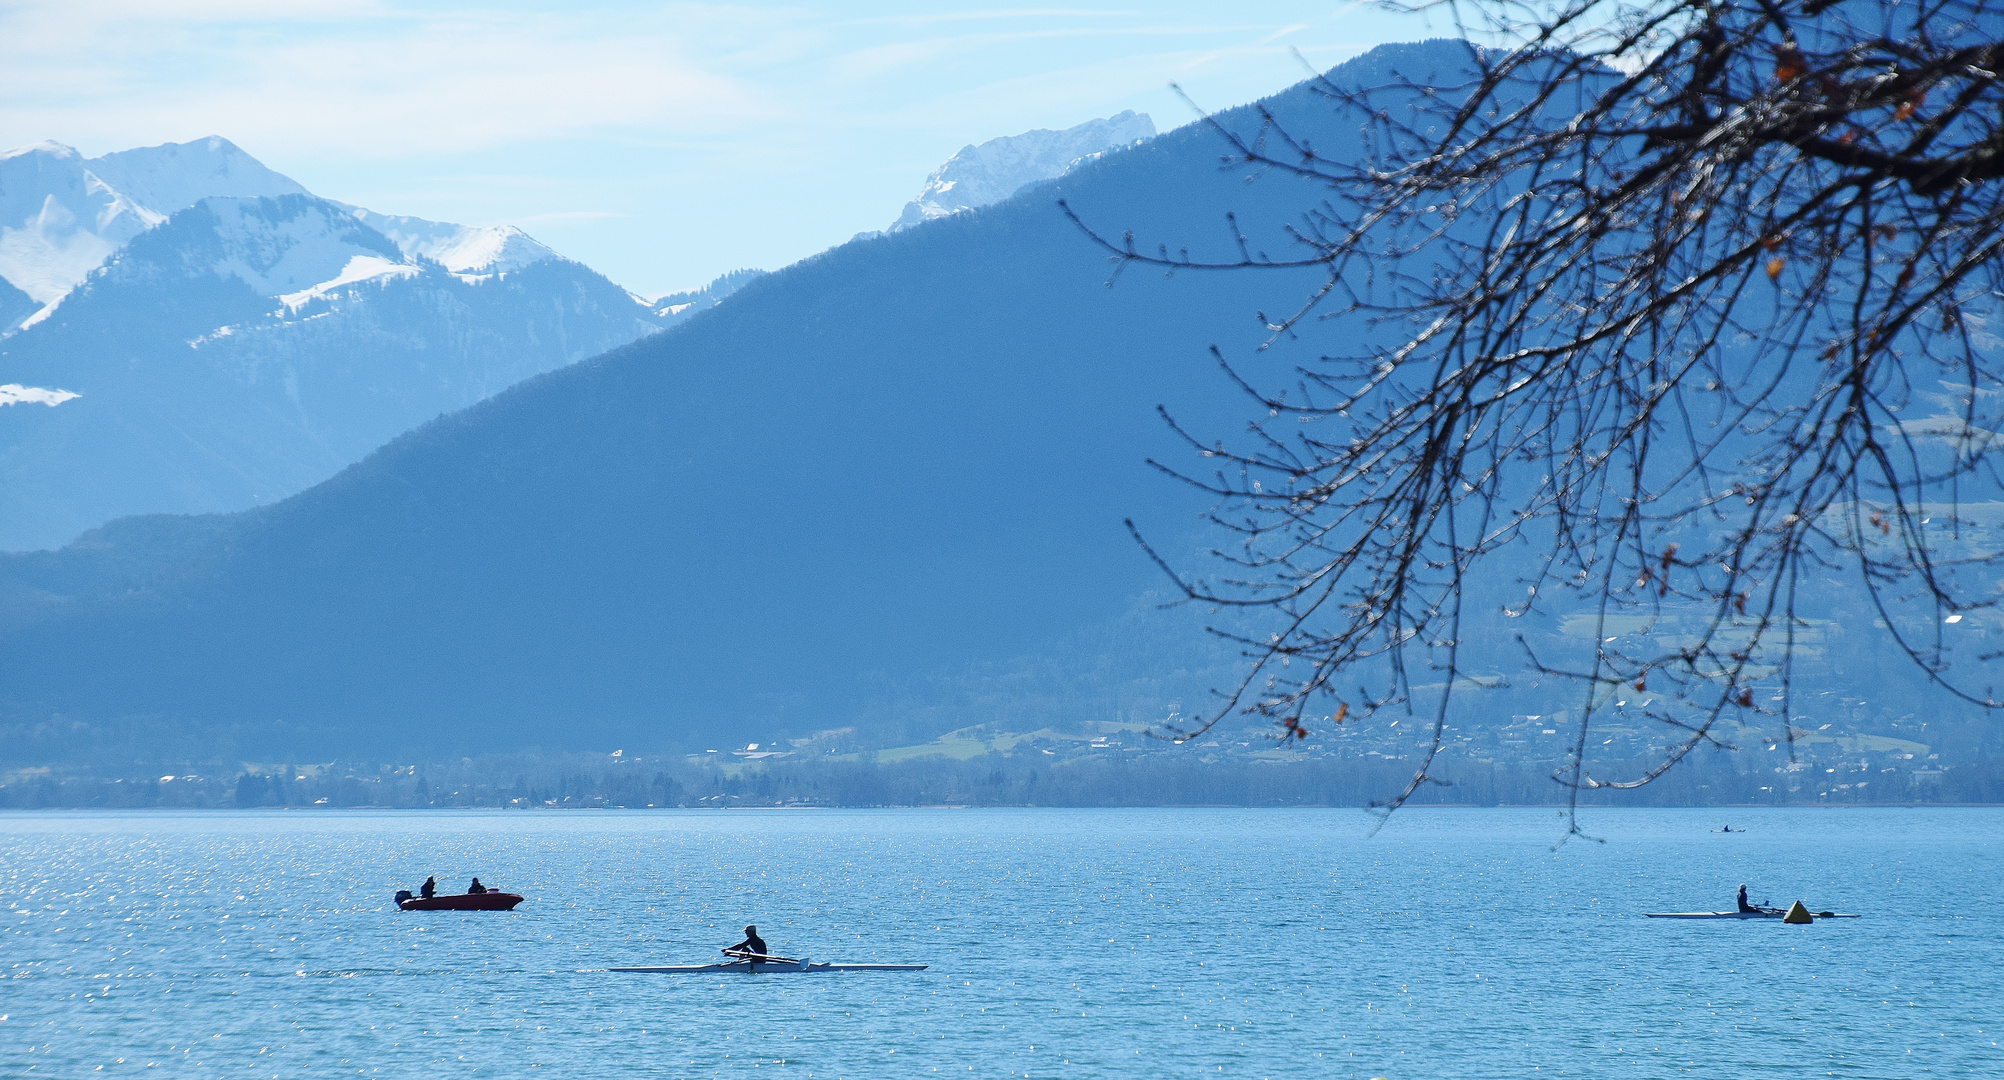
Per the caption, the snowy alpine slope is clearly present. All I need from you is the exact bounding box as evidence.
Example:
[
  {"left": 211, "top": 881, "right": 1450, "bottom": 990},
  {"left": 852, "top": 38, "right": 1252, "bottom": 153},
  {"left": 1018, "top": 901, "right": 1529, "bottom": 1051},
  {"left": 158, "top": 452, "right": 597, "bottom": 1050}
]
[{"left": 887, "top": 111, "right": 1156, "bottom": 233}]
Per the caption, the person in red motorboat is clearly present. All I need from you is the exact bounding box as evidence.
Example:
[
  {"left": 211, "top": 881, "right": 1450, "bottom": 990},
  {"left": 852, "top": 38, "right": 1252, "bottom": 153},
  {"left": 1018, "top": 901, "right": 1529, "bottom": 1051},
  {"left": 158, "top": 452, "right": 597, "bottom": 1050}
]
[
  {"left": 421, "top": 876, "right": 437, "bottom": 899},
  {"left": 394, "top": 876, "right": 521, "bottom": 910}
]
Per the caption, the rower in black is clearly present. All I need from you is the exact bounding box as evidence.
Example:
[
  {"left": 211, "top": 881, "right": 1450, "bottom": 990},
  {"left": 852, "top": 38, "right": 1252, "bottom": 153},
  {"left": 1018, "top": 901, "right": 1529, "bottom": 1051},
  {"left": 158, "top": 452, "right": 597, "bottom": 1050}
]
[
  {"left": 1736, "top": 884, "right": 1756, "bottom": 913},
  {"left": 421, "top": 876, "right": 437, "bottom": 899},
  {"left": 727, "top": 925, "right": 768, "bottom": 960}
]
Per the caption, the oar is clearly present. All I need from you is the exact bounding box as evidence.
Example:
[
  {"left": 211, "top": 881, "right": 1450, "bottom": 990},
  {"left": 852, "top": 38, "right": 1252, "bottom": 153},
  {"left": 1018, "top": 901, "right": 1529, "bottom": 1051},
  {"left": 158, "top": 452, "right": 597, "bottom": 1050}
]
[{"left": 722, "top": 949, "right": 801, "bottom": 964}]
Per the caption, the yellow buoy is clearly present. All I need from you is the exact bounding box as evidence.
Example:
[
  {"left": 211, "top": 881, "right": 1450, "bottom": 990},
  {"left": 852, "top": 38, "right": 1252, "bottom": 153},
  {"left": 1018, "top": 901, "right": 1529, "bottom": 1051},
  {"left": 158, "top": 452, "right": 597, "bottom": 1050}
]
[{"left": 1783, "top": 900, "right": 1814, "bottom": 924}]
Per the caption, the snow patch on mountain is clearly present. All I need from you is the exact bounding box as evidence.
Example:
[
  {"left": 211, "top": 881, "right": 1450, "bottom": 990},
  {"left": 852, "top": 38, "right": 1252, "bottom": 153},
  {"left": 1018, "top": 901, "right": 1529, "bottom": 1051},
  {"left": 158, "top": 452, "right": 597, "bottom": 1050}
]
[
  {"left": 277, "top": 255, "right": 423, "bottom": 312},
  {"left": 0, "top": 383, "right": 80, "bottom": 407},
  {"left": 13, "top": 292, "right": 67, "bottom": 332},
  {"left": 887, "top": 111, "right": 1155, "bottom": 232}
]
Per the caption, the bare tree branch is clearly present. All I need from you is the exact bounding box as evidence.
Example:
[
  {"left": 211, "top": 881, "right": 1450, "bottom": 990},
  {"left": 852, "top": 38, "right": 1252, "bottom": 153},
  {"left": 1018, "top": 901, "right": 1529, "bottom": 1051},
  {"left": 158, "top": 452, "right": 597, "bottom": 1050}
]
[{"left": 1072, "top": 0, "right": 2004, "bottom": 831}]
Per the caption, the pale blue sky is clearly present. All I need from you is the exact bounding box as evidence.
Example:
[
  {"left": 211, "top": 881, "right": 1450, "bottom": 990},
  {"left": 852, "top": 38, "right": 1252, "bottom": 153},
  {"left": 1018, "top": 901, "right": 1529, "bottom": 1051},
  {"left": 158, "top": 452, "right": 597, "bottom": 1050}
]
[{"left": 0, "top": 2, "right": 1436, "bottom": 297}]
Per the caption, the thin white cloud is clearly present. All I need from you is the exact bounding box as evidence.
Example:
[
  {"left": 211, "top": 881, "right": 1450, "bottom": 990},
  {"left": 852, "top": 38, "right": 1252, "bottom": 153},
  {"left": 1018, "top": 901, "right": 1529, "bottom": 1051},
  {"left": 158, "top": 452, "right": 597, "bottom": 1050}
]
[
  {"left": 823, "top": 22, "right": 1326, "bottom": 85},
  {"left": 841, "top": 9, "right": 1148, "bottom": 27},
  {"left": 513, "top": 211, "right": 627, "bottom": 226},
  {"left": 857, "top": 41, "right": 1369, "bottom": 133},
  {"left": 0, "top": 4, "right": 780, "bottom": 157}
]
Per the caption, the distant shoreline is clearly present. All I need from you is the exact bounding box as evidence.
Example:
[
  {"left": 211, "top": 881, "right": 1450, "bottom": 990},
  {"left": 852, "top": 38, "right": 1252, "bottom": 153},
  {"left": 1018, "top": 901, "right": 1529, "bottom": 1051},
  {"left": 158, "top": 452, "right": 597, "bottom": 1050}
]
[{"left": 5, "top": 801, "right": 2002, "bottom": 813}]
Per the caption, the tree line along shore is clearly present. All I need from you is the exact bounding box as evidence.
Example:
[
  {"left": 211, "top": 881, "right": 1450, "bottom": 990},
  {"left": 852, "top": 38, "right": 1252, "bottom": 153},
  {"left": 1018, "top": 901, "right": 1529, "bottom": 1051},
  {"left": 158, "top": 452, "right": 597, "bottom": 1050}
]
[{"left": 4, "top": 751, "right": 2000, "bottom": 809}]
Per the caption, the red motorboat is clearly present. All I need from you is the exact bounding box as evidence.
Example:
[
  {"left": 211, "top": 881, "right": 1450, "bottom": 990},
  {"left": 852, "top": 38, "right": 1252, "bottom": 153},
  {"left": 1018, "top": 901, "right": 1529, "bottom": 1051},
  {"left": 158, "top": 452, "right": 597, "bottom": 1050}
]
[{"left": 397, "top": 891, "right": 524, "bottom": 911}]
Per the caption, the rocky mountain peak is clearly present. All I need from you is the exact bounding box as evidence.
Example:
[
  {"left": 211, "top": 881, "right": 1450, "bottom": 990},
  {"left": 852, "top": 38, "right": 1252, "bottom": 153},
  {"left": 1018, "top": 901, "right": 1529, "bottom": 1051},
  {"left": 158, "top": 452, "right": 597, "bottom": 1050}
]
[{"left": 887, "top": 110, "right": 1156, "bottom": 233}]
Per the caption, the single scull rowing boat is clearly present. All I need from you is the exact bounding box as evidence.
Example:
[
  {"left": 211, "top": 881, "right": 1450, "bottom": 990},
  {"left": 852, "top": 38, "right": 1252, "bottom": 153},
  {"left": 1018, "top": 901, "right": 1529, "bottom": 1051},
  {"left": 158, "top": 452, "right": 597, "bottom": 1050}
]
[
  {"left": 612, "top": 949, "right": 925, "bottom": 974},
  {"left": 610, "top": 958, "right": 927, "bottom": 974},
  {"left": 1644, "top": 910, "right": 1858, "bottom": 920}
]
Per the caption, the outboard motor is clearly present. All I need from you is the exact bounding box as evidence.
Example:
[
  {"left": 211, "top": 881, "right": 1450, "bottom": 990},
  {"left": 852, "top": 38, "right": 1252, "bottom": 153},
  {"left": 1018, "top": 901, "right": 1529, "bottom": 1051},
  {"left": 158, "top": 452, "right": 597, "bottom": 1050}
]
[{"left": 393, "top": 889, "right": 413, "bottom": 904}]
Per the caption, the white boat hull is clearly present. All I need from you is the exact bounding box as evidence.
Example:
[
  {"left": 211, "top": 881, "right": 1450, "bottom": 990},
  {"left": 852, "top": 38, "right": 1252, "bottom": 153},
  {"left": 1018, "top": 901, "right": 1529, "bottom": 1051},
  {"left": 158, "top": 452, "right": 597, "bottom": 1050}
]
[
  {"left": 610, "top": 959, "right": 928, "bottom": 974},
  {"left": 1644, "top": 910, "right": 1859, "bottom": 920}
]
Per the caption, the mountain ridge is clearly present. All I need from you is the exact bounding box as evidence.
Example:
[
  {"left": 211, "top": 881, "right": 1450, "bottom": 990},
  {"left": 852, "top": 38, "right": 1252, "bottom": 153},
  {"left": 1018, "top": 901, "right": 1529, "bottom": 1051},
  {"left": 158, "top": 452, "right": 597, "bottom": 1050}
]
[{"left": 0, "top": 137, "right": 308, "bottom": 320}]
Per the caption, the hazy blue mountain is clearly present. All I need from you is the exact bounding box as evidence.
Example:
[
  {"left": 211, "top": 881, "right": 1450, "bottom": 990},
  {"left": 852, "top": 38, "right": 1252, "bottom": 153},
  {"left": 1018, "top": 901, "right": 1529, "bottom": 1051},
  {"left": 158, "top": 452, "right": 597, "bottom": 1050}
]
[{"left": 11, "top": 40, "right": 1971, "bottom": 773}]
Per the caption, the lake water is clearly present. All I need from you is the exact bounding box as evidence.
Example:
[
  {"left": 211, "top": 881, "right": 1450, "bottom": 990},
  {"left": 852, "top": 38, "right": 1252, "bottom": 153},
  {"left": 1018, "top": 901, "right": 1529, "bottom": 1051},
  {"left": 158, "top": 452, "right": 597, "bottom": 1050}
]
[{"left": 2, "top": 807, "right": 1999, "bottom": 1078}]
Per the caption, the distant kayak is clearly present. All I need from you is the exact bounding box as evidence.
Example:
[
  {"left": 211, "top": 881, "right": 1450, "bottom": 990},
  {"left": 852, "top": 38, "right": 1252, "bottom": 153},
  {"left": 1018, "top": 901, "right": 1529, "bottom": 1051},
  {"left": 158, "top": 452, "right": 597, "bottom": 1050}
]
[{"left": 398, "top": 892, "right": 524, "bottom": 911}]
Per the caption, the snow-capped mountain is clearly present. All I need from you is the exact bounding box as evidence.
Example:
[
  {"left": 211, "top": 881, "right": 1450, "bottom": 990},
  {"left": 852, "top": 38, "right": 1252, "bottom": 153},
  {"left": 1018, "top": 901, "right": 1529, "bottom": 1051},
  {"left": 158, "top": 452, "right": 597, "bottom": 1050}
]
[
  {"left": 887, "top": 111, "right": 1156, "bottom": 232},
  {"left": 0, "top": 138, "right": 672, "bottom": 551},
  {"left": 0, "top": 138, "right": 306, "bottom": 324},
  {"left": 333, "top": 205, "right": 558, "bottom": 276},
  {"left": 78, "top": 137, "right": 309, "bottom": 233},
  {"left": 0, "top": 137, "right": 570, "bottom": 335}
]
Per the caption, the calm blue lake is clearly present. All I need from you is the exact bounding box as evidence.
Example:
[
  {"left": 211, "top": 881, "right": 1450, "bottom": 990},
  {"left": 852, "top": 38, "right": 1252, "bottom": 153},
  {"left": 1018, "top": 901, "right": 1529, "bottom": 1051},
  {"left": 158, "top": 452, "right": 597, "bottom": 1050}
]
[{"left": 2, "top": 807, "right": 1998, "bottom": 1078}]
